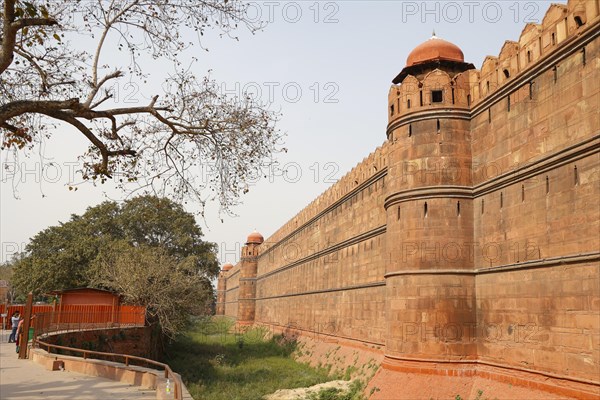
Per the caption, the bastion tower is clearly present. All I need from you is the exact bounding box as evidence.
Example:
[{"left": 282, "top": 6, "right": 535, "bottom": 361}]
[
  {"left": 384, "top": 35, "right": 479, "bottom": 362},
  {"left": 237, "top": 231, "right": 264, "bottom": 325}
]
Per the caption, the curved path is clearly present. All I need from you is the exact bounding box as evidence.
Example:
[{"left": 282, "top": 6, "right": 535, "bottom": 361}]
[{"left": 0, "top": 334, "right": 156, "bottom": 400}]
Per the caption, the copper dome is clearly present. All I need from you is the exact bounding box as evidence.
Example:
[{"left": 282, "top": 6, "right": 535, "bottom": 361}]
[
  {"left": 222, "top": 263, "right": 234, "bottom": 272},
  {"left": 406, "top": 34, "right": 464, "bottom": 67},
  {"left": 246, "top": 230, "right": 264, "bottom": 245}
]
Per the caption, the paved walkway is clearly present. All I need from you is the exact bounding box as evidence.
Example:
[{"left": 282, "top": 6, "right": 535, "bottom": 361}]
[{"left": 0, "top": 332, "right": 156, "bottom": 399}]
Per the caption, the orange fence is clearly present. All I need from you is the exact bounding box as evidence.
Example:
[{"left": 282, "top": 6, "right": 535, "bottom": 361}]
[
  {"left": 1, "top": 304, "right": 53, "bottom": 329},
  {"left": 1, "top": 304, "right": 145, "bottom": 330}
]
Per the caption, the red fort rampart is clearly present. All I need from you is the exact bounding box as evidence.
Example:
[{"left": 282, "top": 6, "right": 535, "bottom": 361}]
[{"left": 216, "top": 1, "right": 600, "bottom": 397}]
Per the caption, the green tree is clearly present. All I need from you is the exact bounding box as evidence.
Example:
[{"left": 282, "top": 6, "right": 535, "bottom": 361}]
[
  {"left": 11, "top": 195, "right": 218, "bottom": 304},
  {"left": 1, "top": 0, "right": 282, "bottom": 213}
]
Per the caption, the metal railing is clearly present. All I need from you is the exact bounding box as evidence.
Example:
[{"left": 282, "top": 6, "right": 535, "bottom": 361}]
[{"left": 35, "top": 338, "right": 183, "bottom": 400}]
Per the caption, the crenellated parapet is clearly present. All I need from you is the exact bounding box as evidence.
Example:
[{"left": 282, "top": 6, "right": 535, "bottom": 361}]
[
  {"left": 464, "top": 0, "right": 598, "bottom": 106},
  {"left": 258, "top": 143, "right": 389, "bottom": 254}
]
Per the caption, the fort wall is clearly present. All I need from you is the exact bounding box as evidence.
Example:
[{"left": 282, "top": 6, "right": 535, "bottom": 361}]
[
  {"left": 218, "top": 0, "right": 600, "bottom": 395},
  {"left": 255, "top": 144, "right": 390, "bottom": 344}
]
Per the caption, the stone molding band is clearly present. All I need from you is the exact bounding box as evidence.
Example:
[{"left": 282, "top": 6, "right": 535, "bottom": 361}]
[
  {"left": 474, "top": 134, "right": 600, "bottom": 197},
  {"left": 382, "top": 355, "right": 600, "bottom": 387},
  {"left": 384, "top": 252, "right": 600, "bottom": 279},
  {"left": 383, "top": 134, "right": 600, "bottom": 209},
  {"left": 226, "top": 269, "right": 240, "bottom": 279},
  {"left": 244, "top": 253, "right": 598, "bottom": 300},
  {"left": 255, "top": 321, "right": 386, "bottom": 348},
  {"left": 384, "top": 186, "right": 472, "bottom": 209},
  {"left": 254, "top": 281, "right": 386, "bottom": 301},
  {"left": 258, "top": 168, "right": 388, "bottom": 258},
  {"left": 255, "top": 132, "right": 597, "bottom": 263},
  {"left": 256, "top": 225, "right": 386, "bottom": 281},
  {"left": 386, "top": 109, "right": 471, "bottom": 137}
]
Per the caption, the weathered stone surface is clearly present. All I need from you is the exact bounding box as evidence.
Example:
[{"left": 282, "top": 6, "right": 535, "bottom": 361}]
[{"left": 217, "top": 1, "right": 600, "bottom": 395}]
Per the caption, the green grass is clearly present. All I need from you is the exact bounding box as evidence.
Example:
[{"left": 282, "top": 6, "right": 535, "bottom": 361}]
[{"left": 166, "top": 318, "right": 335, "bottom": 400}]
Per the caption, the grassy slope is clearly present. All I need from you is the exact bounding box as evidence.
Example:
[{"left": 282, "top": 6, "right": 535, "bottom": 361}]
[{"left": 166, "top": 318, "right": 333, "bottom": 400}]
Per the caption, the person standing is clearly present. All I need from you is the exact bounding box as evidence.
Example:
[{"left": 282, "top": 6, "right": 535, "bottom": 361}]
[
  {"left": 15, "top": 315, "right": 24, "bottom": 353},
  {"left": 8, "top": 311, "right": 20, "bottom": 343}
]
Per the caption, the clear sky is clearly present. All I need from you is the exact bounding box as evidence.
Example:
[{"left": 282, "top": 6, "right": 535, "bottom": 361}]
[{"left": 1, "top": 1, "right": 557, "bottom": 266}]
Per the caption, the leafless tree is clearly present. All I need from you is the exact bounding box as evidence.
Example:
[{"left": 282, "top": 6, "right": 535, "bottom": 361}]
[
  {"left": 90, "top": 242, "right": 214, "bottom": 338},
  {"left": 1, "top": 0, "right": 282, "bottom": 214}
]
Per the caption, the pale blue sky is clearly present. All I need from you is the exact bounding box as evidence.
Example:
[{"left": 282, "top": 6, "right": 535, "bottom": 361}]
[{"left": 1, "top": 1, "right": 556, "bottom": 265}]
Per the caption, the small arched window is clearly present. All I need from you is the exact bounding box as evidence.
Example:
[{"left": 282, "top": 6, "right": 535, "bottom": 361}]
[
  {"left": 574, "top": 16, "right": 584, "bottom": 28},
  {"left": 503, "top": 69, "right": 510, "bottom": 79}
]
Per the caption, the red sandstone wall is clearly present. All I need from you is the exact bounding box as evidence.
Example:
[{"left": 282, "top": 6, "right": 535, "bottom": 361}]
[
  {"left": 476, "top": 263, "right": 599, "bottom": 382},
  {"left": 254, "top": 145, "right": 389, "bottom": 344},
  {"left": 224, "top": 266, "right": 240, "bottom": 318},
  {"left": 472, "top": 34, "right": 600, "bottom": 266},
  {"left": 469, "top": 10, "right": 600, "bottom": 382},
  {"left": 217, "top": 0, "right": 600, "bottom": 390}
]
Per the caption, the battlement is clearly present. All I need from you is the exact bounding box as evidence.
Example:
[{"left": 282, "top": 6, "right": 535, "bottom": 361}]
[{"left": 259, "top": 142, "right": 389, "bottom": 252}]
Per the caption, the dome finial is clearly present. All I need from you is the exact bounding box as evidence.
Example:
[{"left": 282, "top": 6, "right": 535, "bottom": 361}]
[
  {"left": 247, "top": 230, "right": 264, "bottom": 245},
  {"left": 405, "top": 35, "right": 464, "bottom": 67},
  {"left": 432, "top": 29, "right": 436, "bottom": 37}
]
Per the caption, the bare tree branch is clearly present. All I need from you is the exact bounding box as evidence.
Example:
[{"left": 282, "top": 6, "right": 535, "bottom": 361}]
[{"left": 1, "top": 0, "right": 280, "bottom": 214}]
